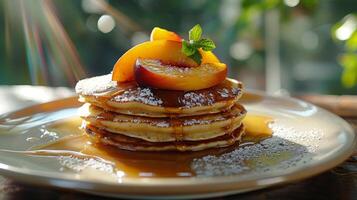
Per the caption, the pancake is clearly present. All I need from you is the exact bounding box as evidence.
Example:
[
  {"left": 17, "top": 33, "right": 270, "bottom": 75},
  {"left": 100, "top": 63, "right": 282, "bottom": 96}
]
[
  {"left": 80, "top": 103, "right": 246, "bottom": 142},
  {"left": 76, "top": 73, "right": 247, "bottom": 152},
  {"left": 76, "top": 74, "right": 244, "bottom": 117},
  {"left": 85, "top": 124, "right": 245, "bottom": 152}
]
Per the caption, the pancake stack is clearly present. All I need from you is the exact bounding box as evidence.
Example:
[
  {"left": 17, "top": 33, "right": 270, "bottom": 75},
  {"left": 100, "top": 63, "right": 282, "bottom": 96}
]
[{"left": 75, "top": 74, "right": 246, "bottom": 151}]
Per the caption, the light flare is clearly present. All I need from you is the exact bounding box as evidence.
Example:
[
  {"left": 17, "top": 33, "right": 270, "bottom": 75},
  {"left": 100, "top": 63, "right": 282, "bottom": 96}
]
[{"left": 6, "top": 0, "right": 87, "bottom": 86}]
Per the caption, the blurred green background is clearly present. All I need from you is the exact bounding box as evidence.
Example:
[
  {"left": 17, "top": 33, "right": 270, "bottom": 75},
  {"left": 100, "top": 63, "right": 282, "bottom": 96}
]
[{"left": 1, "top": 0, "right": 357, "bottom": 95}]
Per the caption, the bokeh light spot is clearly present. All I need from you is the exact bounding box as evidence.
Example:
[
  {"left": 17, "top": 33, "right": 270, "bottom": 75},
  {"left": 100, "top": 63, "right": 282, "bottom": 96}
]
[
  {"left": 97, "top": 15, "right": 115, "bottom": 33},
  {"left": 284, "top": 0, "right": 300, "bottom": 7},
  {"left": 82, "top": 0, "right": 104, "bottom": 13},
  {"left": 336, "top": 15, "right": 357, "bottom": 41},
  {"left": 230, "top": 41, "right": 253, "bottom": 61}
]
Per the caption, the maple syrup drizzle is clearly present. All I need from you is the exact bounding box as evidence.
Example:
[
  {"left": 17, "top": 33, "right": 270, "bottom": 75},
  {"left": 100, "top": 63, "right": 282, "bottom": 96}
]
[
  {"left": 22, "top": 114, "right": 273, "bottom": 178},
  {"left": 170, "top": 118, "right": 184, "bottom": 149},
  {"left": 85, "top": 79, "right": 242, "bottom": 109}
]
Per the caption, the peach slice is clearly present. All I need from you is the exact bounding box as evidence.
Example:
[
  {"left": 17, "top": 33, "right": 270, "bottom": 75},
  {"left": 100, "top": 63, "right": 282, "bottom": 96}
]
[
  {"left": 150, "top": 27, "right": 182, "bottom": 42},
  {"left": 112, "top": 40, "right": 220, "bottom": 82},
  {"left": 134, "top": 59, "right": 227, "bottom": 91}
]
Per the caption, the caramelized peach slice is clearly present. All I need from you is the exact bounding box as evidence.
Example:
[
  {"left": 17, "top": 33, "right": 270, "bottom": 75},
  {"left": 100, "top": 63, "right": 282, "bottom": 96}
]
[
  {"left": 134, "top": 59, "right": 227, "bottom": 91},
  {"left": 150, "top": 27, "right": 182, "bottom": 42},
  {"left": 112, "top": 40, "right": 220, "bottom": 82}
]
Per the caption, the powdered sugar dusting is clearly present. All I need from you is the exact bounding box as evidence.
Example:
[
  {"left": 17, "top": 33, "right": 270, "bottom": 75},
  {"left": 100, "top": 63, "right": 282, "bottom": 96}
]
[
  {"left": 58, "top": 155, "right": 114, "bottom": 173},
  {"left": 183, "top": 116, "right": 226, "bottom": 126},
  {"left": 183, "top": 119, "right": 211, "bottom": 126},
  {"left": 218, "top": 88, "right": 230, "bottom": 98},
  {"left": 191, "top": 122, "right": 323, "bottom": 177},
  {"left": 178, "top": 86, "right": 241, "bottom": 108},
  {"left": 113, "top": 87, "right": 163, "bottom": 106},
  {"left": 179, "top": 93, "right": 214, "bottom": 108},
  {"left": 113, "top": 116, "right": 170, "bottom": 128},
  {"left": 156, "top": 121, "right": 170, "bottom": 128},
  {"left": 76, "top": 74, "right": 243, "bottom": 109},
  {"left": 75, "top": 74, "right": 117, "bottom": 96}
]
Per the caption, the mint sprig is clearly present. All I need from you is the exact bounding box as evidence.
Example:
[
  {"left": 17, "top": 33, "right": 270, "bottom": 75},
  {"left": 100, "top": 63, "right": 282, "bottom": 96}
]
[
  {"left": 189, "top": 24, "right": 202, "bottom": 41},
  {"left": 182, "top": 24, "right": 216, "bottom": 65}
]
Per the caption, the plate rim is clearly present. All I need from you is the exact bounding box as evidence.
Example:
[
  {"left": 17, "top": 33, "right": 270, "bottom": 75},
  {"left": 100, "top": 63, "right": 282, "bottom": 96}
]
[{"left": 0, "top": 92, "right": 355, "bottom": 196}]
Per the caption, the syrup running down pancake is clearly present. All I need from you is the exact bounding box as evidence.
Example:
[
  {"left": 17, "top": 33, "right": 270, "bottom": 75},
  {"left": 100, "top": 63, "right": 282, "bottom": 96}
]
[
  {"left": 80, "top": 103, "right": 246, "bottom": 142},
  {"left": 76, "top": 74, "right": 244, "bottom": 118}
]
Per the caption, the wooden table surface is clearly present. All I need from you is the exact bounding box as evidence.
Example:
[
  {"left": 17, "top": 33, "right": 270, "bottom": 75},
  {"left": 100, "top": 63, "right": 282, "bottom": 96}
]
[{"left": 0, "top": 86, "right": 356, "bottom": 200}]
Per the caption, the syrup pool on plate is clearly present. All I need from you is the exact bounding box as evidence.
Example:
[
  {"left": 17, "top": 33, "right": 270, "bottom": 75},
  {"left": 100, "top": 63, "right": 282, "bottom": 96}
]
[{"left": 21, "top": 114, "right": 273, "bottom": 178}]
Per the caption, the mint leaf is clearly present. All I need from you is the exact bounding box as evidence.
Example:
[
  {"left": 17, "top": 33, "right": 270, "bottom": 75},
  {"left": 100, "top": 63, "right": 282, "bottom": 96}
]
[
  {"left": 189, "top": 51, "right": 202, "bottom": 65},
  {"left": 189, "top": 24, "right": 202, "bottom": 41},
  {"left": 182, "top": 40, "right": 196, "bottom": 56},
  {"left": 181, "top": 24, "right": 215, "bottom": 65},
  {"left": 196, "top": 38, "right": 216, "bottom": 51}
]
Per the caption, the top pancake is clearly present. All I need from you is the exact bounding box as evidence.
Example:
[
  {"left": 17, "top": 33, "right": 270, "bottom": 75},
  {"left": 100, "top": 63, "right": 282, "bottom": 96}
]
[{"left": 76, "top": 74, "right": 244, "bottom": 117}]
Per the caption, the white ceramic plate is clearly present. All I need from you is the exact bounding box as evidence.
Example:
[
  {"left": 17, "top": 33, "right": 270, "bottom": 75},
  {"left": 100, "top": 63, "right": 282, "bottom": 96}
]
[{"left": 0, "top": 92, "right": 355, "bottom": 199}]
